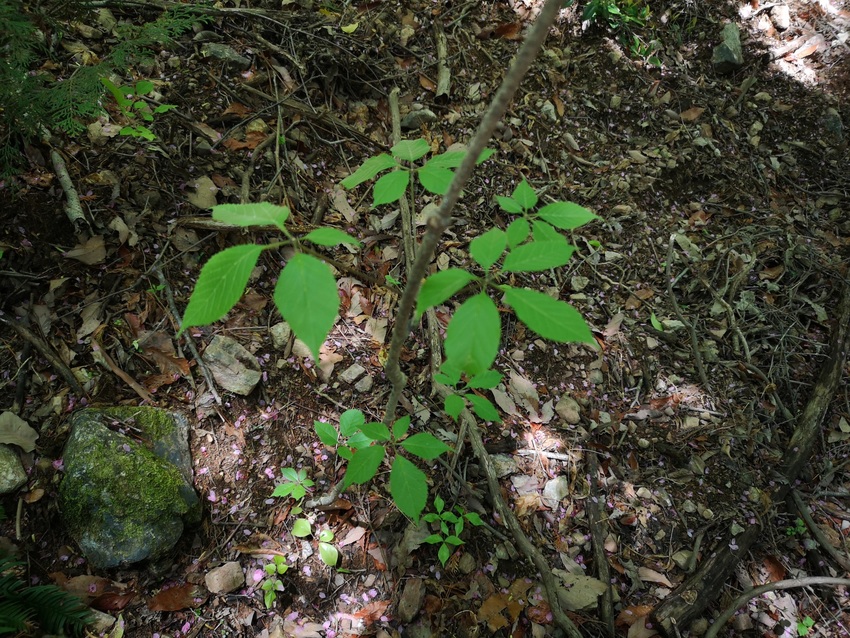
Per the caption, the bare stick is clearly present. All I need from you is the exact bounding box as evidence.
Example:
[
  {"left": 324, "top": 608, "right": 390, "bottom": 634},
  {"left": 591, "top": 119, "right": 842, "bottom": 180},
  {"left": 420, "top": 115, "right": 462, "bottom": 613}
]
[{"left": 50, "top": 150, "right": 87, "bottom": 231}]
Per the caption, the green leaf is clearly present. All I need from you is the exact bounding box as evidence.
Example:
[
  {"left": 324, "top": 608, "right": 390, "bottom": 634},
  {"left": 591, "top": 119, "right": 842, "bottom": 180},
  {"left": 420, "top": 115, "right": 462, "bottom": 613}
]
[
  {"left": 444, "top": 293, "right": 500, "bottom": 376},
  {"left": 497, "top": 196, "right": 524, "bottom": 214},
  {"left": 360, "top": 422, "right": 391, "bottom": 441},
  {"left": 444, "top": 535, "right": 464, "bottom": 546},
  {"left": 391, "top": 139, "right": 430, "bottom": 162},
  {"left": 477, "top": 148, "right": 496, "bottom": 164},
  {"left": 319, "top": 529, "right": 334, "bottom": 542},
  {"left": 272, "top": 483, "right": 294, "bottom": 498},
  {"left": 465, "top": 512, "right": 484, "bottom": 526},
  {"left": 291, "top": 518, "right": 312, "bottom": 537},
  {"left": 373, "top": 170, "right": 410, "bottom": 206},
  {"left": 274, "top": 253, "right": 338, "bottom": 360},
  {"left": 213, "top": 203, "right": 290, "bottom": 231},
  {"left": 338, "top": 446, "right": 353, "bottom": 460},
  {"left": 423, "top": 533, "right": 443, "bottom": 544},
  {"left": 469, "top": 228, "right": 507, "bottom": 270},
  {"left": 650, "top": 312, "right": 664, "bottom": 331},
  {"left": 434, "top": 495, "right": 445, "bottom": 512},
  {"left": 290, "top": 484, "right": 306, "bottom": 500},
  {"left": 427, "top": 151, "right": 466, "bottom": 168},
  {"left": 437, "top": 543, "right": 451, "bottom": 565},
  {"left": 135, "top": 79, "right": 154, "bottom": 94},
  {"left": 444, "top": 393, "right": 464, "bottom": 420},
  {"left": 532, "top": 219, "right": 563, "bottom": 242},
  {"left": 416, "top": 269, "right": 477, "bottom": 317},
  {"left": 339, "top": 409, "right": 366, "bottom": 436},
  {"left": 434, "top": 369, "right": 461, "bottom": 386},
  {"left": 319, "top": 542, "right": 339, "bottom": 566},
  {"left": 537, "top": 201, "right": 599, "bottom": 230},
  {"left": 315, "top": 421, "right": 339, "bottom": 447},
  {"left": 341, "top": 154, "right": 399, "bottom": 189},
  {"left": 512, "top": 179, "right": 538, "bottom": 210},
  {"left": 153, "top": 103, "right": 177, "bottom": 114},
  {"left": 347, "top": 432, "right": 373, "bottom": 449},
  {"left": 343, "top": 445, "right": 385, "bottom": 487},
  {"left": 506, "top": 218, "right": 530, "bottom": 249},
  {"left": 502, "top": 240, "right": 575, "bottom": 273},
  {"left": 280, "top": 468, "right": 300, "bottom": 483},
  {"left": 466, "top": 394, "right": 501, "bottom": 422},
  {"left": 418, "top": 164, "right": 455, "bottom": 195},
  {"left": 390, "top": 456, "right": 428, "bottom": 520},
  {"left": 181, "top": 244, "right": 264, "bottom": 332},
  {"left": 468, "top": 370, "right": 502, "bottom": 389},
  {"left": 303, "top": 228, "right": 361, "bottom": 247},
  {"left": 392, "top": 415, "right": 411, "bottom": 439},
  {"left": 401, "top": 432, "right": 451, "bottom": 460},
  {"left": 504, "top": 287, "right": 595, "bottom": 344}
]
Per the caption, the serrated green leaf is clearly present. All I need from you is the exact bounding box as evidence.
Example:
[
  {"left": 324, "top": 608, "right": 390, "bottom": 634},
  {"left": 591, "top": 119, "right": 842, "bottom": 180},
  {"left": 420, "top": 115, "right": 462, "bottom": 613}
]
[
  {"left": 181, "top": 244, "right": 264, "bottom": 332},
  {"left": 213, "top": 203, "right": 290, "bottom": 231},
  {"left": 373, "top": 169, "right": 410, "bottom": 206},
  {"left": 506, "top": 218, "right": 530, "bottom": 249},
  {"left": 418, "top": 164, "right": 455, "bottom": 195},
  {"left": 291, "top": 518, "right": 312, "bottom": 537},
  {"left": 360, "top": 422, "right": 391, "bottom": 441},
  {"left": 338, "top": 446, "right": 353, "bottom": 460},
  {"left": 537, "top": 201, "right": 599, "bottom": 230},
  {"left": 272, "top": 483, "right": 294, "bottom": 498},
  {"left": 274, "top": 253, "right": 338, "bottom": 360},
  {"left": 303, "top": 228, "right": 361, "bottom": 247},
  {"left": 504, "top": 287, "right": 595, "bottom": 344},
  {"left": 532, "top": 219, "right": 563, "bottom": 242},
  {"left": 392, "top": 415, "right": 411, "bottom": 439},
  {"left": 434, "top": 369, "right": 461, "bottom": 386},
  {"left": 496, "top": 196, "right": 524, "bottom": 214},
  {"left": 468, "top": 370, "right": 502, "bottom": 389},
  {"left": 416, "top": 269, "right": 477, "bottom": 317},
  {"left": 391, "top": 139, "right": 430, "bottom": 162},
  {"left": 438, "top": 543, "right": 451, "bottom": 565},
  {"left": 315, "top": 421, "right": 339, "bottom": 447},
  {"left": 390, "top": 456, "right": 427, "bottom": 520},
  {"left": 339, "top": 409, "right": 365, "bottom": 436},
  {"left": 401, "top": 432, "right": 451, "bottom": 460},
  {"left": 319, "top": 542, "right": 339, "bottom": 566},
  {"left": 343, "top": 445, "right": 385, "bottom": 487},
  {"left": 290, "top": 485, "right": 306, "bottom": 500},
  {"left": 469, "top": 228, "right": 507, "bottom": 270},
  {"left": 444, "top": 293, "right": 500, "bottom": 376},
  {"left": 444, "top": 393, "right": 464, "bottom": 420},
  {"left": 466, "top": 394, "right": 501, "bottom": 422},
  {"left": 512, "top": 179, "right": 538, "bottom": 209},
  {"left": 502, "top": 240, "right": 575, "bottom": 273},
  {"left": 340, "top": 153, "right": 399, "bottom": 189},
  {"left": 347, "top": 432, "right": 372, "bottom": 449},
  {"left": 427, "top": 151, "right": 466, "bottom": 168}
]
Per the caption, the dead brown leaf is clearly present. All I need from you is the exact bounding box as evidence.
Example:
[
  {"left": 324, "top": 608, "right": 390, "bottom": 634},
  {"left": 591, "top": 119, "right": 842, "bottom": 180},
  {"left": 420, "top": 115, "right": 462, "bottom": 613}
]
[
  {"left": 64, "top": 235, "right": 106, "bottom": 265},
  {"left": 147, "top": 583, "right": 208, "bottom": 612},
  {"left": 679, "top": 107, "right": 705, "bottom": 122}
]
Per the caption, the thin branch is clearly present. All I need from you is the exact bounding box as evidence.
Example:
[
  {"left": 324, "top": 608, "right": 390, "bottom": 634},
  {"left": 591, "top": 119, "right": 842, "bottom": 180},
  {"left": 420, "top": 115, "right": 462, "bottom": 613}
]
[{"left": 791, "top": 489, "right": 850, "bottom": 573}]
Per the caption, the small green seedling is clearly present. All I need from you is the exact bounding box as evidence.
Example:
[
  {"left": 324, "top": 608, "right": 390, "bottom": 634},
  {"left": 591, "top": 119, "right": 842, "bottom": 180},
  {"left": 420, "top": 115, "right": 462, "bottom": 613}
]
[
  {"left": 101, "top": 77, "right": 176, "bottom": 141},
  {"left": 289, "top": 519, "right": 339, "bottom": 567},
  {"left": 273, "top": 468, "right": 315, "bottom": 502},
  {"left": 797, "top": 616, "right": 815, "bottom": 636},
  {"left": 786, "top": 518, "right": 806, "bottom": 537},
  {"left": 261, "top": 555, "right": 288, "bottom": 608},
  {"left": 423, "top": 495, "right": 483, "bottom": 566}
]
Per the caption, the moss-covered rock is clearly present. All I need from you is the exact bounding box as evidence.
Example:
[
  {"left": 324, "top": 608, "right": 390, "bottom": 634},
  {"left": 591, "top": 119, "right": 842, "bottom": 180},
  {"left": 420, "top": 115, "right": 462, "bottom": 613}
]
[{"left": 58, "top": 407, "right": 200, "bottom": 569}]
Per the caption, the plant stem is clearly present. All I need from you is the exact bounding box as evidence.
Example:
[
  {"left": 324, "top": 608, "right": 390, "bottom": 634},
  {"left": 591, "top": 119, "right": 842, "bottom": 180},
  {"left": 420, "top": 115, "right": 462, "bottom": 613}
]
[{"left": 382, "top": 0, "right": 566, "bottom": 424}]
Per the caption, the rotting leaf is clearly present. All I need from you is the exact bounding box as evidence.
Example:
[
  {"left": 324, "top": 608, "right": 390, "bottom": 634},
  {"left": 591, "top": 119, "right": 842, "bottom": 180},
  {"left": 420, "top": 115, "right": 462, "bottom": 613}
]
[
  {"left": 147, "top": 583, "right": 208, "bottom": 612},
  {"left": 0, "top": 411, "right": 38, "bottom": 452},
  {"left": 64, "top": 235, "right": 106, "bottom": 265}
]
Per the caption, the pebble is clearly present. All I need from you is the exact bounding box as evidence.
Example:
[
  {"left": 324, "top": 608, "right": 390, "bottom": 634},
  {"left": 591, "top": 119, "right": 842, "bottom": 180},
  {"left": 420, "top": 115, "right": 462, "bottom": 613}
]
[
  {"left": 205, "top": 561, "right": 245, "bottom": 594},
  {"left": 340, "top": 363, "right": 366, "bottom": 384}
]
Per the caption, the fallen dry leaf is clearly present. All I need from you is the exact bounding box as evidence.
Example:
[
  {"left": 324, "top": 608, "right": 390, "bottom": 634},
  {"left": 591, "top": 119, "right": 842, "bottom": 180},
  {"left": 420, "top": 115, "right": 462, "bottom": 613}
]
[
  {"left": 0, "top": 411, "right": 39, "bottom": 452},
  {"left": 147, "top": 583, "right": 208, "bottom": 612},
  {"left": 638, "top": 566, "right": 673, "bottom": 587},
  {"left": 679, "top": 106, "right": 705, "bottom": 122},
  {"left": 64, "top": 235, "right": 106, "bottom": 265}
]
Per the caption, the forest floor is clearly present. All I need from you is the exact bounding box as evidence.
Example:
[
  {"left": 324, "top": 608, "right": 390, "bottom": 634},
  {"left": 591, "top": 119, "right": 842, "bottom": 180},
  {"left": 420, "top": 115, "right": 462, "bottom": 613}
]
[{"left": 1, "top": 0, "right": 849, "bottom": 637}]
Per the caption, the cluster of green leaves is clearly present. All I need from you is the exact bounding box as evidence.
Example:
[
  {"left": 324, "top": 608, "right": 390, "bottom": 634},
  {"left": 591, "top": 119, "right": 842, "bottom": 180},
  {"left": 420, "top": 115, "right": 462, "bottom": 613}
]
[
  {"left": 291, "top": 519, "right": 338, "bottom": 567},
  {"left": 423, "top": 496, "right": 483, "bottom": 566},
  {"left": 0, "top": 1, "right": 204, "bottom": 173},
  {"left": 101, "top": 78, "right": 176, "bottom": 140},
  {"left": 260, "top": 555, "right": 288, "bottom": 609},
  {"left": 272, "top": 467, "right": 314, "bottom": 503},
  {"left": 414, "top": 178, "right": 598, "bottom": 420},
  {"left": 0, "top": 553, "right": 91, "bottom": 635},
  {"left": 341, "top": 139, "right": 494, "bottom": 205},
  {"left": 179, "top": 202, "right": 360, "bottom": 360},
  {"left": 315, "top": 410, "right": 451, "bottom": 521},
  {"left": 785, "top": 518, "right": 806, "bottom": 537},
  {"left": 797, "top": 616, "right": 815, "bottom": 637},
  {"left": 583, "top": 0, "right": 649, "bottom": 30}
]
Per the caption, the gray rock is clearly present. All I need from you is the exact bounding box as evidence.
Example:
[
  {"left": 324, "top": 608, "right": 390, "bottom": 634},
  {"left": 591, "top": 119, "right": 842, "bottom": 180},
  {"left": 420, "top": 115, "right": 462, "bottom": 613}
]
[
  {"left": 555, "top": 396, "right": 581, "bottom": 425},
  {"left": 203, "top": 335, "right": 261, "bottom": 395},
  {"left": 0, "top": 444, "right": 26, "bottom": 494},
  {"left": 200, "top": 43, "right": 251, "bottom": 72},
  {"left": 712, "top": 23, "right": 744, "bottom": 74},
  {"left": 270, "top": 322, "right": 292, "bottom": 350},
  {"left": 59, "top": 407, "right": 200, "bottom": 569},
  {"left": 354, "top": 375, "right": 374, "bottom": 392},
  {"left": 491, "top": 453, "right": 518, "bottom": 478},
  {"left": 339, "top": 363, "right": 366, "bottom": 384},
  {"left": 771, "top": 4, "right": 791, "bottom": 30},
  {"left": 205, "top": 561, "right": 245, "bottom": 594},
  {"left": 401, "top": 108, "right": 437, "bottom": 130},
  {"left": 542, "top": 475, "right": 569, "bottom": 509},
  {"left": 820, "top": 108, "right": 844, "bottom": 145},
  {"left": 397, "top": 577, "right": 426, "bottom": 623}
]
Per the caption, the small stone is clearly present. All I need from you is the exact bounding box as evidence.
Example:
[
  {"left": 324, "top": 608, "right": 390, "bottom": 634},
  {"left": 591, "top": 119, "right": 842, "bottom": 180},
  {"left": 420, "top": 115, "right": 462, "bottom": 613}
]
[
  {"left": 397, "top": 577, "right": 426, "bottom": 623},
  {"left": 542, "top": 475, "right": 570, "bottom": 509},
  {"left": 733, "top": 613, "right": 753, "bottom": 631},
  {"left": 588, "top": 369, "right": 604, "bottom": 384},
  {"left": 683, "top": 416, "right": 701, "bottom": 429},
  {"left": 671, "top": 549, "right": 692, "bottom": 570},
  {"left": 291, "top": 339, "right": 312, "bottom": 358},
  {"left": 205, "top": 561, "right": 245, "bottom": 594},
  {"left": 401, "top": 108, "right": 437, "bottom": 130},
  {"left": 354, "top": 375, "right": 374, "bottom": 392},
  {"left": 458, "top": 553, "right": 476, "bottom": 575},
  {"left": 645, "top": 337, "right": 659, "bottom": 350},
  {"left": 555, "top": 396, "right": 581, "bottom": 425},
  {"left": 712, "top": 23, "right": 744, "bottom": 74},
  {"left": 340, "top": 363, "right": 366, "bottom": 384},
  {"left": 203, "top": 335, "right": 261, "bottom": 395},
  {"left": 771, "top": 4, "right": 790, "bottom": 30},
  {"left": 200, "top": 43, "right": 251, "bottom": 72},
  {"left": 270, "top": 322, "right": 292, "bottom": 350},
  {"left": 186, "top": 176, "right": 218, "bottom": 209},
  {"left": 491, "top": 454, "right": 518, "bottom": 478},
  {"left": 0, "top": 445, "right": 27, "bottom": 494},
  {"left": 690, "top": 618, "right": 710, "bottom": 636}
]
